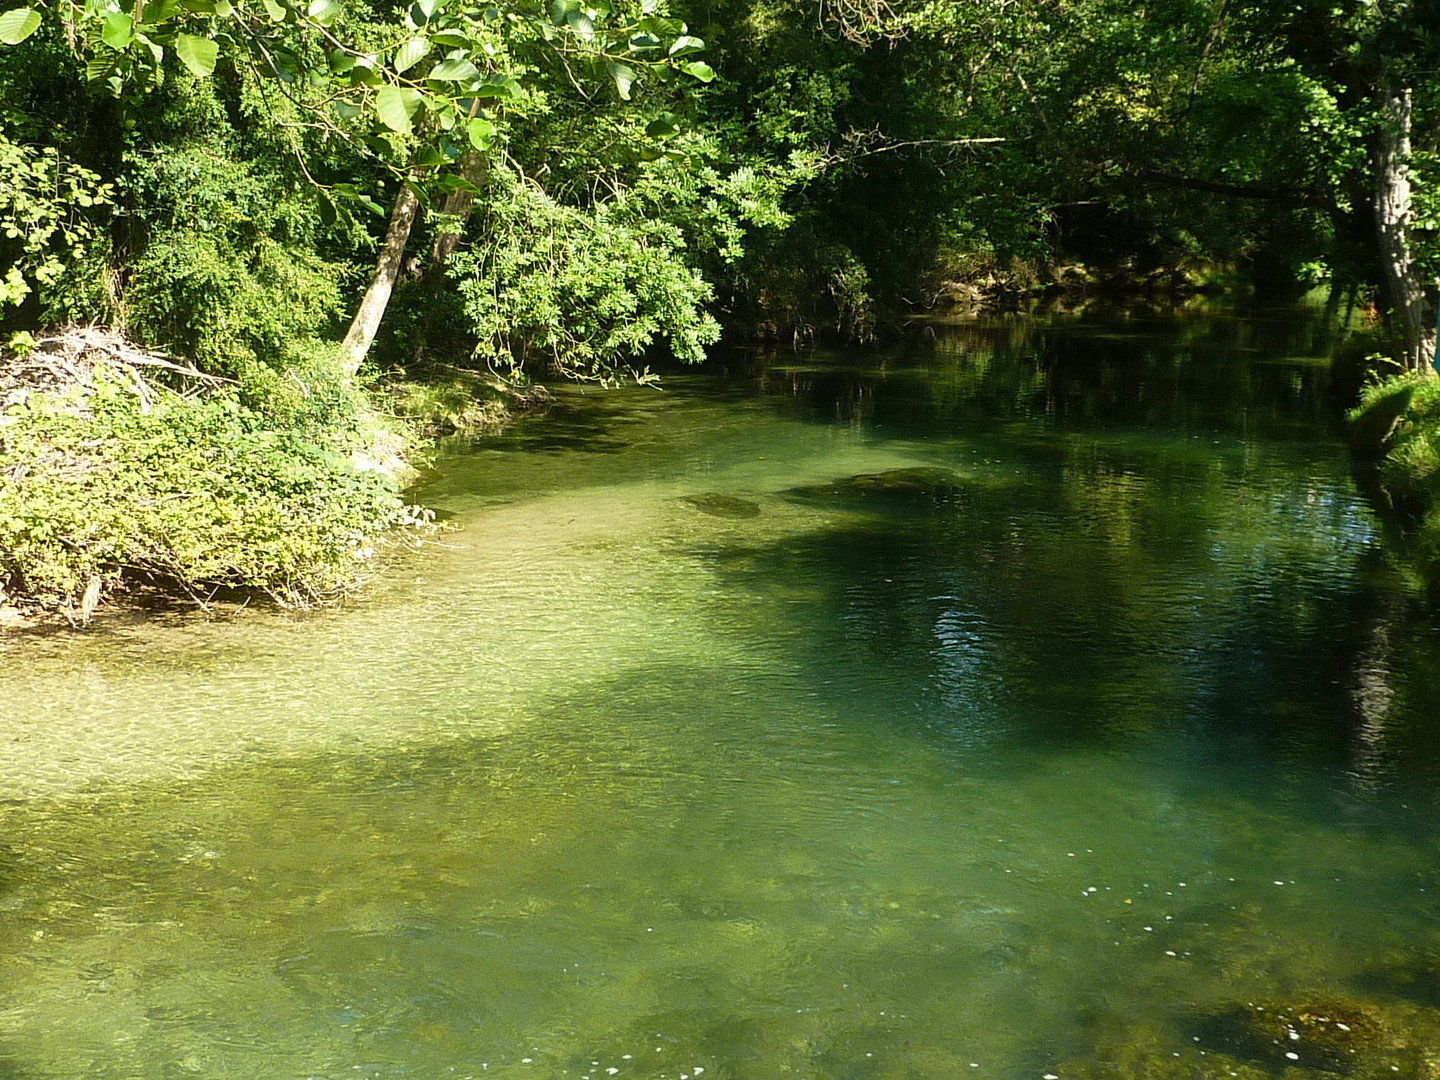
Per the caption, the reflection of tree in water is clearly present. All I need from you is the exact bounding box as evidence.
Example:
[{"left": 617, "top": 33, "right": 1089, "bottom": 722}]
[{"left": 1347, "top": 592, "right": 1401, "bottom": 792}]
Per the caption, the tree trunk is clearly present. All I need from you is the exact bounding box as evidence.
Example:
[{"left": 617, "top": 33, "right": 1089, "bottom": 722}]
[
  {"left": 428, "top": 152, "right": 489, "bottom": 272},
  {"left": 340, "top": 181, "right": 421, "bottom": 376},
  {"left": 1372, "top": 86, "right": 1437, "bottom": 372}
]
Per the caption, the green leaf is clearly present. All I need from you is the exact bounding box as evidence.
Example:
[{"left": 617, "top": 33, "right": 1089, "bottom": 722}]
[
  {"left": 179, "top": 0, "right": 217, "bottom": 13},
  {"left": 548, "top": 0, "right": 573, "bottom": 24},
  {"left": 607, "top": 60, "right": 636, "bottom": 99},
  {"left": 175, "top": 33, "right": 218, "bottom": 77},
  {"left": 317, "top": 192, "right": 337, "bottom": 226},
  {"left": 637, "top": 15, "right": 682, "bottom": 35},
  {"left": 628, "top": 32, "right": 660, "bottom": 50},
  {"left": 645, "top": 111, "right": 681, "bottom": 138},
  {"left": 430, "top": 29, "right": 470, "bottom": 47},
  {"left": 427, "top": 57, "right": 477, "bottom": 80},
  {"left": 134, "top": 31, "right": 163, "bottom": 65},
  {"left": 328, "top": 48, "right": 355, "bottom": 72},
  {"left": 472, "top": 74, "right": 518, "bottom": 98},
  {"left": 0, "top": 7, "right": 41, "bottom": 45},
  {"left": 433, "top": 171, "right": 482, "bottom": 194},
  {"left": 393, "top": 35, "right": 427, "bottom": 72},
  {"left": 84, "top": 55, "right": 116, "bottom": 82},
  {"left": 679, "top": 59, "right": 712, "bottom": 81},
  {"left": 374, "top": 84, "right": 414, "bottom": 134},
  {"left": 668, "top": 34, "right": 702, "bottom": 56},
  {"left": 565, "top": 8, "right": 592, "bottom": 39},
  {"left": 262, "top": 0, "right": 286, "bottom": 21},
  {"left": 101, "top": 11, "right": 133, "bottom": 49},
  {"left": 308, "top": 0, "right": 342, "bottom": 21},
  {"left": 334, "top": 97, "right": 362, "bottom": 120},
  {"left": 145, "top": 0, "right": 183, "bottom": 24},
  {"left": 466, "top": 115, "right": 494, "bottom": 148}
]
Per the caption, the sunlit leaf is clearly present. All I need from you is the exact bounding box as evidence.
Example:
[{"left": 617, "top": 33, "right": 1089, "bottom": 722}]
[
  {"left": 308, "top": 0, "right": 342, "bottom": 23},
  {"left": 175, "top": 33, "right": 218, "bottom": 77},
  {"left": 84, "top": 55, "right": 116, "bottom": 82},
  {"left": 466, "top": 114, "right": 494, "bottom": 148},
  {"left": 134, "top": 32, "right": 163, "bottom": 65},
  {"left": 393, "top": 35, "right": 428, "bottom": 72},
  {"left": 262, "top": 0, "right": 286, "bottom": 21},
  {"left": 565, "top": 8, "right": 592, "bottom": 39},
  {"left": 0, "top": 6, "right": 41, "bottom": 45},
  {"left": 668, "top": 34, "right": 702, "bottom": 56},
  {"left": 375, "top": 83, "right": 415, "bottom": 132},
  {"left": 680, "top": 59, "right": 713, "bottom": 81},
  {"left": 607, "top": 60, "right": 636, "bottom": 99},
  {"left": 101, "top": 11, "right": 133, "bottom": 49},
  {"left": 428, "top": 56, "right": 478, "bottom": 80}
]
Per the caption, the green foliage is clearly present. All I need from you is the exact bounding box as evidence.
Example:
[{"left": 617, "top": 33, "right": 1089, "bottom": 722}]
[
  {"left": 0, "top": 129, "right": 113, "bottom": 308},
  {"left": 448, "top": 167, "right": 720, "bottom": 383},
  {"left": 0, "top": 370, "right": 406, "bottom": 612},
  {"left": 1348, "top": 367, "right": 1440, "bottom": 571}
]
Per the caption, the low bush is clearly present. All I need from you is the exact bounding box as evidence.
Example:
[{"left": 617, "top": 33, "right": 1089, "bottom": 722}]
[{"left": 0, "top": 336, "right": 411, "bottom": 621}]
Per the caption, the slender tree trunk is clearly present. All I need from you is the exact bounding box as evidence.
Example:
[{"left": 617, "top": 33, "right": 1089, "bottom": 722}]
[
  {"left": 1372, "top": 86, "right": 1436, "bottom": 372},
  {"left": 340, "top": 182, "right": 421, "bottom": 376},
  {"left": 428, "top": 152, "right": 489, "bottom": 273}
]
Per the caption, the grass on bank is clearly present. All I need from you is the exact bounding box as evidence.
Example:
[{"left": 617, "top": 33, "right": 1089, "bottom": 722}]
[{"left": 1349, "top": 366, "right": 1440, "bottom": 567}]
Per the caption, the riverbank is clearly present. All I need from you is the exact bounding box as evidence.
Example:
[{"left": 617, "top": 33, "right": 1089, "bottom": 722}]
[{"left": 0, "top": 329, "right": 553, "bottom": 630}]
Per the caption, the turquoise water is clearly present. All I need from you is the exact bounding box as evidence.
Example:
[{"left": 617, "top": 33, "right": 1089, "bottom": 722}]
[{"left": 4, "top": 308, "right": 1440, "bottom": 1079}]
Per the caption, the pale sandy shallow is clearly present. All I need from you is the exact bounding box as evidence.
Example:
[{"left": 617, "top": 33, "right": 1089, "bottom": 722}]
[{"left": 0, "top": 431, "right": 960, "bottom": 799}]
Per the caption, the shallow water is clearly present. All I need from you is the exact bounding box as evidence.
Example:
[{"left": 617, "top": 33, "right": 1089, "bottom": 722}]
[{"left": 4, "top": 307, "right": 1440, "bottom": 1080}]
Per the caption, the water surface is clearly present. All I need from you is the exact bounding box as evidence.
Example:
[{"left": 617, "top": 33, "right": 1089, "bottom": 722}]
[{"left": 4, "top": 307, "right": 1440, "bottom": 1080}]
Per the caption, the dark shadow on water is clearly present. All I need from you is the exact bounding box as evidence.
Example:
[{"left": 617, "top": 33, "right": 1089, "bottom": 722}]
[
  {"left": 1350, "top": 957, "right": 1440, "bottom": 1010},
  {"left": 732, "top": 306, "right": 1349, "bottom": 445}
]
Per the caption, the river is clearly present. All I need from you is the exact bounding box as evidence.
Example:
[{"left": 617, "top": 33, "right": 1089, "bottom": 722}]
[{"left": 2, "top": 304, "right": 1439, "bottom": 1080}]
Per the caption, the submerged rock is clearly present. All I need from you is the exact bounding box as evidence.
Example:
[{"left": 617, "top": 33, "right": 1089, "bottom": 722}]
[
  {"left": 785, "top": 467, "right": 964, "bottom": 506},
  {"left": 681, "top": 493, "right": 763, "bottom": 519},
  {"left": 1194, "top": 1000, "right": 1383, "bottom": 1073}
]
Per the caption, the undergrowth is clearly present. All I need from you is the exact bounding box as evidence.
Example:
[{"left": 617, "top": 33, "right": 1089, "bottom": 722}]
[
  {"left": 0, "top": 340, "right": 418, "bottom": 622},
  {"left": 1349, "top": 368, "right": 1440, "bottom": 566}
]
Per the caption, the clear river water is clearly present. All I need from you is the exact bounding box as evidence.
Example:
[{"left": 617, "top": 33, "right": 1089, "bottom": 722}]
[{"left": 4, "top": 306, "right": 1440, "bottom": 1080}]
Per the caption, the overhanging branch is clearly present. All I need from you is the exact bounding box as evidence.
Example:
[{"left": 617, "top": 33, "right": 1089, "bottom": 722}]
[{"left": 1128, "top": 169, "right": 1315, "bottom": 204}]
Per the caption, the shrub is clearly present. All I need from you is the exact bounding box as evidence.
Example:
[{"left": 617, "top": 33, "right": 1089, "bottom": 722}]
[{"left": 0, "top": 358, "right": 407, "bottom": 618}]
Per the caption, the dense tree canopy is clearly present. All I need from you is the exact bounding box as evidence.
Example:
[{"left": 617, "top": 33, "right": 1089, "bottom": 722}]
[{"left": 2, "top": 0, "right": 1436, "bottom": 371}]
